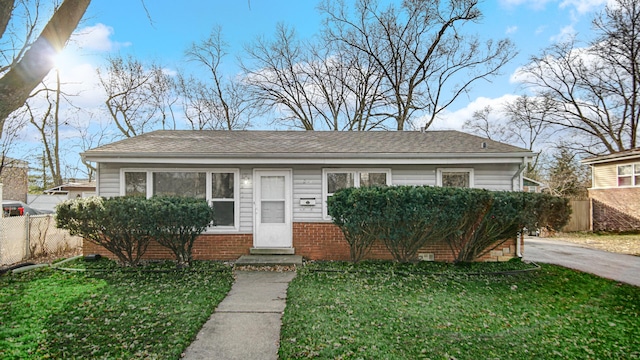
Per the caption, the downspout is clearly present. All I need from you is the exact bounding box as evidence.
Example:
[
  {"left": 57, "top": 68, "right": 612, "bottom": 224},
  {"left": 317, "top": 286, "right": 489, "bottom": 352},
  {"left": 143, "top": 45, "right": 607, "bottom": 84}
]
[{"left": 512, "top": 160, "right": 528, "bottom": 258}]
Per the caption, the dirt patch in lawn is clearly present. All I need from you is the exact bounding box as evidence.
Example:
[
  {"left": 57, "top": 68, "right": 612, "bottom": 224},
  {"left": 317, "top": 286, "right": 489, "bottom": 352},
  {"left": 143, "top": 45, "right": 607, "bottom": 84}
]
[{"left": 546, "top": 232, "right": 640, "bottom": 256}]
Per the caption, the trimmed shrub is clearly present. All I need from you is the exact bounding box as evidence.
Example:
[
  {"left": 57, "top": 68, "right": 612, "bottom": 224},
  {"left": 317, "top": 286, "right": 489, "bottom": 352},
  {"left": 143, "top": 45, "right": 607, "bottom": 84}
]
[
  {"left": 147, "top": 196, "right": 215, "bottom": 267},
  {"left": 328, "top": 186, "right": 571, "bottom": 263},
  {"left": 56, "top": 196, "right": 154, "bottom": 267},
  {"left": 327, "top": 187, "right": 386, "bottom": 263}
]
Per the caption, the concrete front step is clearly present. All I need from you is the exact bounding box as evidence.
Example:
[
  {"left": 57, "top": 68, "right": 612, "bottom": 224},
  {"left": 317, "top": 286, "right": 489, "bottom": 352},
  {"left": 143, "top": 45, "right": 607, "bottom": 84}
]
[
  {"left": 250, "top": 247, "right": 295, "bottom": 255},
  {"left": 235, "top": 255, "right": 303, "bottom": 267}
]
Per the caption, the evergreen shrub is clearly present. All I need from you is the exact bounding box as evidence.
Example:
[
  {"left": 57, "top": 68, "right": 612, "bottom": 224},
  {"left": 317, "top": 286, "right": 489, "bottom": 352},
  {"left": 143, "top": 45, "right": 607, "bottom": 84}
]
[{"left": 327, "top": 186, "right": 571, "bottom": 263}]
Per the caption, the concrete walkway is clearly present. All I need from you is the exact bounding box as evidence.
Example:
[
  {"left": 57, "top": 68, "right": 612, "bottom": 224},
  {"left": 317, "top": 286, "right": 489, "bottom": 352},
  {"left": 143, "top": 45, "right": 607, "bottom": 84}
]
[
  {"left": 182, "top": 271, "right": 297, "bottom": 360},
  {"left": 524, "top": 237, "right": 640, "bottom": 287}
]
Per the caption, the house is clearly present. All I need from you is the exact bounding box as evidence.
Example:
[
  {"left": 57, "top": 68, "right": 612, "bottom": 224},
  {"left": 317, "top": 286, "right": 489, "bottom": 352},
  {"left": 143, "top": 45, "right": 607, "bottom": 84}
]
[
  {"left": 523, "top": 177, "right": 545, "bottom": 193},
  {"left": 44, "top": 180, "right": 96, "bottom": 198},
  {"left": 0, "top": 157, "right": 28, "bottom": 202},
  {"left": 82, "top": 130, "right": 535, "bottom": 262},
  {"left": 582, "top": 149, "right": 640, "bottom": 232}
]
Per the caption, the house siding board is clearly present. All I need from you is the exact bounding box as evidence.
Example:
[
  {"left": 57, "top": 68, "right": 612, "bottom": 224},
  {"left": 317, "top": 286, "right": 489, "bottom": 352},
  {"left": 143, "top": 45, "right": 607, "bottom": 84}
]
[
  {"left": 593, "top": 163, "right": 617, "bottom": 188},
  {"left": 391, "top": 166, "right": 436, "bottom": 186},
  {"left": 293, "top": 167, "right": 323, "bottom": 222},
  {"left": 98, "top": 163, "right": 121, "bottom": 197},
  {"left": 239, "top": 167, "right": 253, "bottom": 232},
  {"left": 475, "top": 164, "right": 518, "bottom": 190}
]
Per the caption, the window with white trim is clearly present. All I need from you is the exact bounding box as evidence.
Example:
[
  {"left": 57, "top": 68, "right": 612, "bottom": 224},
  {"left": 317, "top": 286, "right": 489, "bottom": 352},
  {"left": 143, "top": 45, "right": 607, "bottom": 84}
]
[
  {"left": 617, "top": 163, "right": 640, "bottom": 187},
  {"left": 211, "top": 172, "right": 235, "bottom": 227},
  {"left": 436, "top": 168, "right": 474, "bottom": 188},
  {"left": 121, "top": 169, "right": 239, "bottom": 230},
  {"left": 323, "top": 168, "right": 391, "bottom": 219}
]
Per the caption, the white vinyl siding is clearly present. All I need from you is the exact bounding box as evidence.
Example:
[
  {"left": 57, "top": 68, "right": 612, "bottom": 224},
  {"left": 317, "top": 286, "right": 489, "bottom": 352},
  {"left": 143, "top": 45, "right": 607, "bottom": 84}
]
[
  {"left": 474, "top": 164, "right": 517, "bottom": 190},
  {"left": 293, "top": 167, "right": 323, "bottom": 222},
  {"left": 97, "top": 163, "right": 121, "bottom": 197},
  {"left": 95, "top": 162, "right": 524, "bottom": 228},
  {"left": 239, "top": 169, "right": 254, "bottom": 232}
]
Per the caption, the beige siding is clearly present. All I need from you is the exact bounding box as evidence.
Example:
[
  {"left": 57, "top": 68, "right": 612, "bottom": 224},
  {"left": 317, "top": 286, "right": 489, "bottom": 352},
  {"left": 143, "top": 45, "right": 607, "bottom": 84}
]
[{"left": 593, "top": 163, "right": 617, "bottom": 188}]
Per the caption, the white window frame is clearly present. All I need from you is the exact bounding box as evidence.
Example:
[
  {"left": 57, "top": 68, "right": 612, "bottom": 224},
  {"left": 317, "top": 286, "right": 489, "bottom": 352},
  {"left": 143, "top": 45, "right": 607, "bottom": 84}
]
[
  {"left": 617, "top": 163, "right": 640, "bottom": 187},
  {"left": 436, "top": 168, "right": 475, "bottom": 188},
  {"left": 322, "top": 168, "right": 391, "bottom": 220},
  {"left": 120, "top": 168, "right": 240, "bottom": 232}
]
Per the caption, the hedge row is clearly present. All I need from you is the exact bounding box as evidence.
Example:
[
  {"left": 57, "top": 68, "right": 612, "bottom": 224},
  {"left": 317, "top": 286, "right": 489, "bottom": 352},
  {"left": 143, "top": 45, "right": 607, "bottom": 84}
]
[
  {"left": 327, "top": 186, "right": 570, "bottom": 263},
  {"left": 55, "top": 196, "right": 214, "bottom": 267}
]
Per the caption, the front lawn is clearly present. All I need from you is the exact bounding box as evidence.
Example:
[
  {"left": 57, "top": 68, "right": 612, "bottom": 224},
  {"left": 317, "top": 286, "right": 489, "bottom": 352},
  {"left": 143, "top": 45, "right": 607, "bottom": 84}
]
[
  {"left": 280, "top": 261, "right": 640, "bottom": 359},
  {"left": 0, "top": 259, "right": 234, "bottom": 359}
]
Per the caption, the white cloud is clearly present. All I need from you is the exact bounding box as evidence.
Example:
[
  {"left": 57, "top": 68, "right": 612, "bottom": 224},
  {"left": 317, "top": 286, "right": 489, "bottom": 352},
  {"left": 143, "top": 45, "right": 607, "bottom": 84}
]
[
  {"left": 550, "top": 25, "right": 576, "bottom": 43},
  {"left": 506, "top": 26, "right": 518, "bottom": 35},
  {"left": 70, "top": 23, "right": 131, "bottom": 52},
  {"left": 559, "top": 0, "right": 608, "bottom": 15},
  {"left": 419, "top": 95, "right": 520, "bottom": 131},
  {"left": 499, "top": 0, "right": 554, "bottom": 10}
]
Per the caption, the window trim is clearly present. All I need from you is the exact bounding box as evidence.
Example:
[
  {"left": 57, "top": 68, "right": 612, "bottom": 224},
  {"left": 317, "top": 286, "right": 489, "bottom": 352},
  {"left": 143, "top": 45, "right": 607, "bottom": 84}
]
[
  {"left": 436, "top": 168, "right": 475, "bottom": 188},
  {"left": 322, "top": 168, "right": 391, "bottom": 220},
  {"left": 617, "top": 163, "right": 640, "bottom": 187},
  {"left": 120, "top": 168, "right": 240, "bottom": 232}
]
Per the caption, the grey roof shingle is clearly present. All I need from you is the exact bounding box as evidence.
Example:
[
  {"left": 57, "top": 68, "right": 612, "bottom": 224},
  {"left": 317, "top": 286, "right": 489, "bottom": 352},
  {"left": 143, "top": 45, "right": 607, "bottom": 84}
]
[{"left": 83, "top": 130, "right": 531, "bottom": 159}]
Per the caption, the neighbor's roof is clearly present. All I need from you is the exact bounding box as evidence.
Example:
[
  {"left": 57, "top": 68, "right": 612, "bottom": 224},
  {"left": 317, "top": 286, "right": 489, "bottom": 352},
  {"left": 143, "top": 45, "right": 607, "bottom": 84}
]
[
  {"left": 582, "top": 148, "right": 640, "bottom": 165},
  {"left": 82, "top": 130, "right": 533, "bottom": 164}
]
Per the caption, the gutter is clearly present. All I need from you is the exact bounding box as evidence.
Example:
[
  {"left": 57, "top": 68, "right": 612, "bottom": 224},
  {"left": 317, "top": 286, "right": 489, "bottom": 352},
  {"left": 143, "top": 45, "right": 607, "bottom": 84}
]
[
  {"left": 511, "top": 162, "right": 527, "bottom": 191},
  {"left": 512, "top": 161, "right": 528, "bottom": 258}
]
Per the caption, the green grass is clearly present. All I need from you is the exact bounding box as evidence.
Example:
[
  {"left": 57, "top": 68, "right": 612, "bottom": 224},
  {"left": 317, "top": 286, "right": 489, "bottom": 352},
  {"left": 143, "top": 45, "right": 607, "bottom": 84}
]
[
  {"left": 280, "top": 261, "right": 640, "bottom": 359},
  {"left": 0, "top": 259, "right": 234, "bottom": 359}
]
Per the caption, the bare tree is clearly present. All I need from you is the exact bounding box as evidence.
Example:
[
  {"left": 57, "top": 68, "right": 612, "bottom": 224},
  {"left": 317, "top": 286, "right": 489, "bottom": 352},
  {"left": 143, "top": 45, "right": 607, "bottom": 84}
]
[
  {"left": 180, "top": 26, "right": 251, "bottom": 130},
  {"left": 463, "top": 95, "right": 557, "bottom": 177},
  {"left": 518, "top": 0, "right": 640, "bottom": 155},
  {"left": 243, "top": 24, "right": 319, "bottom": 130},
  {"left": 98, "top": 55, "right": 175, "bottom": 138},
  {"left": 69, "top": 115, "right": 113, "bottom": 181},
  {"left": 25, "top": 68, "right": 65, "bottom": 186},
  {"left": 0, "top": 0, "right": 90, "bottom": 134},
  {"left": 243, "top": 23, "right": 387, "bottom": 130},
  {"left": 0, "top": 108, "right": 28, "bottom": 176},
  {"left": 320, "top": 0, "right": 516, "bottom": 130}
]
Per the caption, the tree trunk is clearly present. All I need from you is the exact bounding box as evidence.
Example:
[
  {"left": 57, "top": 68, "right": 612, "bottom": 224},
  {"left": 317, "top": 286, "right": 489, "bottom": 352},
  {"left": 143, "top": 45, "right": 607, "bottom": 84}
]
[
  {"left": 0, "top": 0, "right": 91, "bottom": 136},
  {"left": 0, "top": 0, "right": 16, "bottom": 40}
]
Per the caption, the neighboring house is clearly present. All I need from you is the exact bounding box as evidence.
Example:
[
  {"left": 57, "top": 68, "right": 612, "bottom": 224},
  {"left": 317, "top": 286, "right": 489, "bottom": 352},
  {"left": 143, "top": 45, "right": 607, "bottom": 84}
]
[
  {"left": 523, "top": 177, "right": 545, "bottom": 193},
  {"left": 82, "top": 130, "right": 535, "bottom": 262},
  {"left": 44, "top": 180, "right": 96, "bottom": 198},
  {"left": 582, "top": 149, "right": 640, "bottom": 232},
  {"left": 0, "top": 157, "right": 28, "bottom": 202}
]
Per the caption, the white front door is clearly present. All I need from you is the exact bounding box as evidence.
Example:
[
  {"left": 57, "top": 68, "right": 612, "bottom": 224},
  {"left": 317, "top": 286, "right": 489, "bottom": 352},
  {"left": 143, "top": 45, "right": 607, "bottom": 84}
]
[{"left": 254, "top": 169, "right": 292, "bottom": 248}]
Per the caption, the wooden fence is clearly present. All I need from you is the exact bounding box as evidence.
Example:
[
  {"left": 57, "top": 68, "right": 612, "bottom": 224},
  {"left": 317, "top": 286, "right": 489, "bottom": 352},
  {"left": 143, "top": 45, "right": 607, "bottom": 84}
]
[{"left": 562, "top": 199, "right": 591, "bottom": 232}]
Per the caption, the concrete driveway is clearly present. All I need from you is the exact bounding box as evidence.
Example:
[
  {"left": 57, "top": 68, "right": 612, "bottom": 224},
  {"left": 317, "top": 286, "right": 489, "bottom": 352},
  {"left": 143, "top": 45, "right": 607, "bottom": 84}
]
[{"left": 524, "top": 237, "right": 640, "bottom": 287}]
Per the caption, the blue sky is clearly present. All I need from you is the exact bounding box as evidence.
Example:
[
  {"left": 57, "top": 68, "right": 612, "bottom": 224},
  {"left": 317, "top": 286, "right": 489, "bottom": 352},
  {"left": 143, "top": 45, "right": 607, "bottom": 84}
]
[
  {"left": 17, "top": 0, "right": 612, "bottom": 177},
  {"left": 60, "top": 0, "right": 610, "bottom": 127}
]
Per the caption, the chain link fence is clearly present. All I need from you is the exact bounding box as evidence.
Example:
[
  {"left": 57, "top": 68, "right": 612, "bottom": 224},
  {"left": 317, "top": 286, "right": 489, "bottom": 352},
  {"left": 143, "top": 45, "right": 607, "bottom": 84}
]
[{"left": 0, "top": 214, "right": 82, "bottom": 267}]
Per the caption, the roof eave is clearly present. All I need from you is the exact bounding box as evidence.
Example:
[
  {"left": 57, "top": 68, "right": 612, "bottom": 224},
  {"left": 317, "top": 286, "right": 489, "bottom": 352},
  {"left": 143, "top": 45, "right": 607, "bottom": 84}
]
[
  {"left": 82, "top": 151, "right": 534, "bottom": 165},
  {"left": 582, "top": 152, "right": 640, "bottom": 165}
]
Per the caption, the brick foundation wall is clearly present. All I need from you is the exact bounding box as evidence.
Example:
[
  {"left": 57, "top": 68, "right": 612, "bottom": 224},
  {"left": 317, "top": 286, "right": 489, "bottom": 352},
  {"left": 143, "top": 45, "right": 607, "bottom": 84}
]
[
  {"left": 589, "top": 188, "right": 640, "bottom": 232},
  {"left": 83, "top": 233, "right": 253, "bottom": 261},
  {"left": 293, "top": 222, "right": 519, "bottom": 262},
  {"left": 83, "top": 223, "right": 520, "bottom": 263}
]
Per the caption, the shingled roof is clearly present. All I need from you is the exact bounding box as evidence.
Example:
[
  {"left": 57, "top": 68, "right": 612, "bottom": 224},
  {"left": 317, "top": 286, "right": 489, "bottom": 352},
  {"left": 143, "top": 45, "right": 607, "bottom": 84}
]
[{"left": 82, "top": 130, "right": 533, "bottom": 162}]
